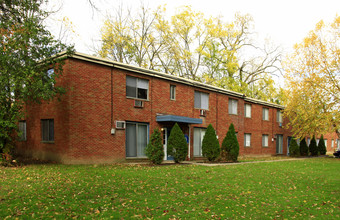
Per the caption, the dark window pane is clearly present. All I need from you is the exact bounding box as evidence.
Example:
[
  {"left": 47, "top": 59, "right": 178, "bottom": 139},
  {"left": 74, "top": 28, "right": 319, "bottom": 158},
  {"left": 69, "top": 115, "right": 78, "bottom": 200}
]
[
  {"left": 126, "top": 86, "right": 136, "bottom": 97},
  {"left": 49, "top": 120, "right": 54, "bottom": 141},
  {"left": 137, "top": 88, "right": 148, "bottom": 99}
]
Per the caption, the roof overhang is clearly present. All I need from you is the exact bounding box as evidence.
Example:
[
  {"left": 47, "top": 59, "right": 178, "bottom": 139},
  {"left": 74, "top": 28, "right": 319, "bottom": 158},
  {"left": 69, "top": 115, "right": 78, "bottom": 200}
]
[{"left": 156, "top": 115, "right": 202, "bottom": 124}]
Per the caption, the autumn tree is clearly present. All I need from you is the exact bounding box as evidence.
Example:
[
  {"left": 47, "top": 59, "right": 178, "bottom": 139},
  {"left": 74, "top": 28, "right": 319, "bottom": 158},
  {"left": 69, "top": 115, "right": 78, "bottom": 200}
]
[
  {"left": 283, "top": 15, "right": 340, "bottom": 138},
  {"left": 0, "top": 0, "right": 73, "bottom": 153},
  {"left": 99, "top": 4, "right": 282, "bottom": 103}
]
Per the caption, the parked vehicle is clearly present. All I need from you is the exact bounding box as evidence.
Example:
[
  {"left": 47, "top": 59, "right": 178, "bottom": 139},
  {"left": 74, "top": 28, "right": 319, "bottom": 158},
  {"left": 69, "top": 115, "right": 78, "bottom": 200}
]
[{"left": 333, "top": 150, "right": 340, "bottom": 158}]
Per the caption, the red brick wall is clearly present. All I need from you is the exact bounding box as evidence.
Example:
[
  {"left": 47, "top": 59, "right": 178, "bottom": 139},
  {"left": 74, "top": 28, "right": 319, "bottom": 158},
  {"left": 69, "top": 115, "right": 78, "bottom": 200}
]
[{"left": 16, "top": 57, "right": 303, "bottom": 164}]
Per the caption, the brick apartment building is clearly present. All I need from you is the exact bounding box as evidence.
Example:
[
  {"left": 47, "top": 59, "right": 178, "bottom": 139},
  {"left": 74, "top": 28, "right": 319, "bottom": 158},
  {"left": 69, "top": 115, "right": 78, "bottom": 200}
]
[{"left": 15, "top": 52, "right": 340, "bottom": 164}]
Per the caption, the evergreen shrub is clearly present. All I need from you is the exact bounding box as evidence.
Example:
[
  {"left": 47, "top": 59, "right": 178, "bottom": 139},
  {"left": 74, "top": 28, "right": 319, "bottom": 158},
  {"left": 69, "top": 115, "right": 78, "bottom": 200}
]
[
  {"left": 221, "top": 123, "right": 239, "bottom": 162},
  {"left": 289, "top": 138, "right": 300, "bottom": 157},
  {"left": 167, "top": 123, "right": 188, "bottom": 163},
  {"left": 309, "top": 136, "right": 318, "bottom": 156},
  {"left": 318, "top": 135, "right": 327, "bottom": 155},
  {"left": 146, "top": 129, "right": 164, "bottom": 164},
  {"left": 202, "top": 124, "right": 220, "bottom": 161},
  {"left": 299, "top": 137, "right": 309, "bottom": 156}
]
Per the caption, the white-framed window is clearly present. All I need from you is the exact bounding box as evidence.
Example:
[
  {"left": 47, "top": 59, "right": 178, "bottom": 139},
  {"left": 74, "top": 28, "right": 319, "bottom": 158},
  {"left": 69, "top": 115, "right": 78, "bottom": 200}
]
[
  {"left": 126, "top": 76, "right": 149, "bottom": 100},
  {"left": 229, "top": 99, "right": 238, "bottom": 115},
  {"left": 244, "top": 104, "right": 251, "bottom": 118},
  {"left": 126, "top": 122, "right": 149, "bottom": 158},
  {"left": 317, "top": 139, "right": 320, "bottom": 145},
  {"left": 262, "top": 134, "right": 269, "bottom": 147},
  {"left": 307, "top": 138, "right": 310, "bottom": 146},
  {"left": 18, "top": 120, "right": 26, "bottom": 141},
  {"left": 262, "top": 108, "right": 269, "bottom": 121},
  {"left": 324, "top": 139, "right": 327, "bottom": 148},
  {"left": 194, "top": 91, "right": 209, "bottom": 110},
  {"left": 193, "top": 127, "right": 206, "bottom": 156},
  {"left": 277, "top": 110, "right": 283, "bottom": 123},
  {"left": 170, "top": 85, "right": 176, "bottom": 100},
  {"left": 41, "top": 119, "right": 54, "bottom": 142},
  {"left": 244, "top": 133, "right": 251, "bottom": 147},
  {"left": 331, "top": 139, "right": 334, "bottom": 148}
]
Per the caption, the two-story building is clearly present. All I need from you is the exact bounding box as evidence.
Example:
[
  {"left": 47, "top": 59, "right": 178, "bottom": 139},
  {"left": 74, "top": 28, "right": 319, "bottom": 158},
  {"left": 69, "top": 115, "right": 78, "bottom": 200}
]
[{"left": 15, "top": 52, "right": 339, "bottom": 164}]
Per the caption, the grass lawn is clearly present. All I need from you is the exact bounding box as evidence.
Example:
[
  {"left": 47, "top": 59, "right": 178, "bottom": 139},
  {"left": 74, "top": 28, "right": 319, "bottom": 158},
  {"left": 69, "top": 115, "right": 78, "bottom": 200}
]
[{"left": 0, "top": 158, "right": 339, "bottom": 219}]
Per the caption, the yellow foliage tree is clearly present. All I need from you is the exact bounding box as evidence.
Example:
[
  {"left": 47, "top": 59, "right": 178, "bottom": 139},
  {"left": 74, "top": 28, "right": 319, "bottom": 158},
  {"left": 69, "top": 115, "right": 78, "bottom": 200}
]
[{"left": 283, "top": 16, "right": 340, "bottom": 137}]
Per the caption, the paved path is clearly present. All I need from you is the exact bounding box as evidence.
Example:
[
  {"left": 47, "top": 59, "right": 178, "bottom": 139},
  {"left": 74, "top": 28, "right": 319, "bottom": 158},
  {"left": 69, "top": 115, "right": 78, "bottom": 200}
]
[{"left": 191, "top": 157, "right": 312, "bottom": 166}]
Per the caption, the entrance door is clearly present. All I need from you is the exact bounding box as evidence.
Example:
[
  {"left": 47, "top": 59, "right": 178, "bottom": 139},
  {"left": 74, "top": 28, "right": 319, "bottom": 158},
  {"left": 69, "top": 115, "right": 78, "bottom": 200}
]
[
  {"left": 287, "top": 136, "right": 292, "bottom": 156},
  {"left": 162, "top": 128, "right": 174, "bottom": 160},
  {"left": 276, "top": 134, "right": 283, "bottom": 154}
]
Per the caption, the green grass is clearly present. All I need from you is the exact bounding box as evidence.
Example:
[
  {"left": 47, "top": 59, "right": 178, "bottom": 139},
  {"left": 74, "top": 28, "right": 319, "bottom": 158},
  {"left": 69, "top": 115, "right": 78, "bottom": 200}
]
[{"left": 0, "top": 158, "right": 339, "bottom": 219}]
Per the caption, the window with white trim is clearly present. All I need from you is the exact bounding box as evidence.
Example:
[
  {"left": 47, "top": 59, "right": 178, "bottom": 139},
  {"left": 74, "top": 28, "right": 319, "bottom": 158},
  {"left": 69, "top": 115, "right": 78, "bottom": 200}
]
[
  {"left": 170, "top": 85, "right": 176, "bottom": 100},
  {"left": 262, "top": 134, "right": 269, "bottom": 147},
  {"left": 126, "top": 76, "right": 149, "bottom": 100},
  {"left": 277, "top": 110, "right": 283, "bottom": 123},
  {"left": 244, "top": 133, "right": 251, "bottom": 147},
  {"left": 193, "top": 127, "right": 206, "bottom": 156},
  {"left": 194, "top": 91, "right": 209, "bottom": 110},
  {"left": 331, "top": 139, "right": 334, "bottom": 148},
  {"left": 229, "top": 99, "right": 238, "bottom": 115},
  {"left": 126, "top": 122, "right": 149, "bottom": 157},
  {"left": 262, "top": 108, "right": 269, "bottom": 120},
  {"left": 244, "top": 104, "right": 251, "bottom": 118}
]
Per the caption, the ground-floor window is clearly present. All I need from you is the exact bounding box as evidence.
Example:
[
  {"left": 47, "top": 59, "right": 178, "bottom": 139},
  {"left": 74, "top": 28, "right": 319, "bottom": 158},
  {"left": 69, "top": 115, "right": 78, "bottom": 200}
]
[
  {"left": 41, "top": 119, "right": 54, "bottom": 142},
  {"left": 126, "top": 122, "right": 148, "bottom": 157},
  {"left": 193, "top": 127, "right": 206, "bottom": 156}
]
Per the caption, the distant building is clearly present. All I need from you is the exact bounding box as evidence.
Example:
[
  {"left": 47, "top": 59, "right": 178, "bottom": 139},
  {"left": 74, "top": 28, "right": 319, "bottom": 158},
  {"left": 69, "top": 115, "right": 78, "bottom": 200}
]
[{"left": 15, "top": 52, "right": 339, "bottom": 163}]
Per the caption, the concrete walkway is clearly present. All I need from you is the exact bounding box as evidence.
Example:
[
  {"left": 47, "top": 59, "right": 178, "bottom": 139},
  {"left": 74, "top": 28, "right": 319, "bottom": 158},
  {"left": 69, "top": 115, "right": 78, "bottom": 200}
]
[
  {"left": 191, "top": 157, "right": 312, "bottom": 166},
  {"left": 126, "top": 157, "right": 321, "bottom": 166}
]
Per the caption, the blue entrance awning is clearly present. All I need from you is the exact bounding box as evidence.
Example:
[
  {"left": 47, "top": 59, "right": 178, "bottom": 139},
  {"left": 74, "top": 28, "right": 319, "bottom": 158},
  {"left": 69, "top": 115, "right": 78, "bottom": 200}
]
[{"left": 156, "top": 115, "right": 202, "bottom": 124}]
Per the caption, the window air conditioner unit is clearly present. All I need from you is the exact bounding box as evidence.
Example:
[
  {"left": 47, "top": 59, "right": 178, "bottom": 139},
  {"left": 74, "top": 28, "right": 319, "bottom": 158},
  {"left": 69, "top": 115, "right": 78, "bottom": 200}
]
[
  {"left": 134, "top": 100, "right": 144, "bottom": 108},
  {"left": 199, "top": 109, "right": 206, "bottom": 117},
  {"left": 115, "top": 121, "right": 126, "bottom": 129}
]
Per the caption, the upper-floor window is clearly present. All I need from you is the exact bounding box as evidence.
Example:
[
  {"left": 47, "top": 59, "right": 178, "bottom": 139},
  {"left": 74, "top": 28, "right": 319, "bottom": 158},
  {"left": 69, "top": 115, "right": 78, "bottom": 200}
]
[
  {"left": 126, "top": 76, "right": 149, "bottom": 100},
  {"left": 170, "top": 85, "right": 176, "bottom": 100},
  {"left": 244, "top": 104, "right": 251, "bottom": 118},
  {"left": 41, "top": 119, "right": 54, "bottom": 142},
  {"left": 277, "top": 110, "right": 283, "bottom": 123},
  {"left": 194, "top": 91, "right": 209, "bottom": 110},
  {"left": 18, "top": 120, "right": 26, "bottom": 141},
  {"left": 229, "top": 99, "right": 238, "bottom": 115},
  {"left": 262, "top": 108, "right": 269, "bottom": 121}
]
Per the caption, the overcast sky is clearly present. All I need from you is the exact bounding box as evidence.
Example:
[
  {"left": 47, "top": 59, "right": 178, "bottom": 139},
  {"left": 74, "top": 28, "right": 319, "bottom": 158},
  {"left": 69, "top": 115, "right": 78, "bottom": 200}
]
[{"left": 47, "top": 0, "right": 340, "bottom": 55}]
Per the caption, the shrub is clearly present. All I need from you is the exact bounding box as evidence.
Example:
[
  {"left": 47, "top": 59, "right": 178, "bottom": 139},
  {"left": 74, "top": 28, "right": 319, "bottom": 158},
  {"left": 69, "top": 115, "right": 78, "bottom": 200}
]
[
  {"left": 145, "top": 129, "right": 164, "bottom": 164},
  {"left": 167, "top": 123, "right": 188, "bottom": 163},
  {"left": 221, "top": 123, "right": 239, "bottom": 162},
  {"left": 289, "top": 138, "right": 300, "bottom": 157},
  {"left": 309, "top": 136, "right": 318, "bottom": 156},
  {"left": 318, "top": 135, "right": 327, "bottom": 155},
  {"left": 299, "top": 137, "right": 309, "bottom": 156},
  {"left": 202, "top": 124, "right": 220, "bottom": 161}
]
